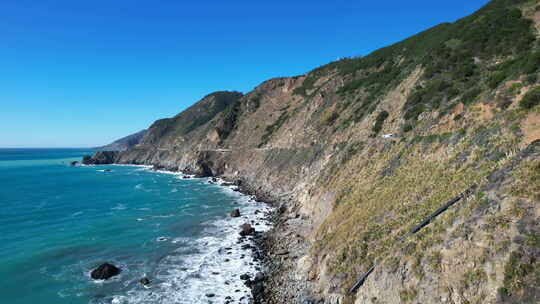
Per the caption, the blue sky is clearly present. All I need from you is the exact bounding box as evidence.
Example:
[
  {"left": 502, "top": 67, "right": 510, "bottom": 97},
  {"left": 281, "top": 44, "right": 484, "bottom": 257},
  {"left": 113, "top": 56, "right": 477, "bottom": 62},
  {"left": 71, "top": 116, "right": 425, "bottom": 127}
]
[{"left": 0, "top": 0, "right": 491, "bottom": 147}]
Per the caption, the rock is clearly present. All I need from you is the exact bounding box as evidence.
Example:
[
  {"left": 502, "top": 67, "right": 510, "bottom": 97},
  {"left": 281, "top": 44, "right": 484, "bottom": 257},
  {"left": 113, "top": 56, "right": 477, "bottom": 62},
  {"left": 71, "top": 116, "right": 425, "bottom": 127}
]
[
  {"left": 70, "top": 161, "right": 79, "bottom": 166},
  {"left": 230, "top": 209, "right": 241, "bottom": 217},
  {"left": 82, "top": 151, "right": 119, "bottom": 165},
  {"left": 239, "top": 223, "right": 255, "bottom": 236},
  {"left": 240, "top": 273, "right": 250, "bottom": 280},
  {"left": 251, "top": 281, "right": 264, "bottom": 302},
  {"left": 90, "top": 263, "right": 120, "bottom": 280},
  {"left": 206, "top": 293, "right": 215, "bottom": 298},
  {"left": 254, "top": 272, "right": 265, "bottom": 282},
  {"left": 139, "top": 277, "right": 150, "bottom": 285}
]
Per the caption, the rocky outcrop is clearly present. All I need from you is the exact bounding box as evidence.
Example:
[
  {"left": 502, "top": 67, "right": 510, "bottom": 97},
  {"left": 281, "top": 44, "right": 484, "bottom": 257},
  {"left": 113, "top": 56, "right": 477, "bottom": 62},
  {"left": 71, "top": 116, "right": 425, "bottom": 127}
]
[
  {"left": 240, "top": 223, "right": 255, "bottom": 236},
  {"left": 91, "top": 263, "right": 120, "bottom": 280},
  {"left": 104, "top": 1, "right": 540, "bottom": 303},
  {"left": 82, "top": 151, "right": 119, "bottom": 165}
]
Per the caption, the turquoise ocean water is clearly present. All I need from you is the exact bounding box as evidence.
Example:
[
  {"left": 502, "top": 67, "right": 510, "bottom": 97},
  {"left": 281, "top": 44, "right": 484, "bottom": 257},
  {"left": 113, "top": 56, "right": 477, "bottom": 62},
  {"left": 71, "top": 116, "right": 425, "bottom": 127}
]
[{"left": 0, "top": 148, "right": 270, "bottom": 304}]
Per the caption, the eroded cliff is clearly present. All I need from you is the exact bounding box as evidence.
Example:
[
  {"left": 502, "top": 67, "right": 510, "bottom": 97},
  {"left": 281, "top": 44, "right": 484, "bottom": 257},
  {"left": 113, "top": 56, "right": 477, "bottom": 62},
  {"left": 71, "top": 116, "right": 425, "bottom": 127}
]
[{"left": 88, "top": 1, "right": 540, "bottom": 303}]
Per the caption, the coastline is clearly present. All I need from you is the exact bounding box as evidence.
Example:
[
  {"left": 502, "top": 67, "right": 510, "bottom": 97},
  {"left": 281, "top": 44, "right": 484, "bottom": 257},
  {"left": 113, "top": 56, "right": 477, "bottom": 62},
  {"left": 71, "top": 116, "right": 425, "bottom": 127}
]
[
  {"left": 123, "top": 164, "right": 283, "bottom": 304},
  {"left": 82, "top": 149, "right": 316, "bottom": 303},
  {"left": 130, "top": 164, "right": 313, "bottom": 304}
]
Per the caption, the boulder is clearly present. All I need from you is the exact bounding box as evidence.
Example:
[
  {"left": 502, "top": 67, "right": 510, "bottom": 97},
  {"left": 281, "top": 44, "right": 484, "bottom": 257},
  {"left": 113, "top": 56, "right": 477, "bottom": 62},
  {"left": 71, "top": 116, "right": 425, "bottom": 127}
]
[
  {"left": 230, "top": 209, "right": 241, "bottom": 217},
  {"left": 239, "top": 223, "right": 255, "bottom": 236},
  {"left": 90, "top": 263, "right": 120, "bottom": 280},
  {"left": 139, "top": 277, "right": 151, "bottom": 285},
  {"left": 70, "top": 161, "right": 79, "bottom": 166},
  {"left": 82, "top": 151, "right": 119, "bottom": 165}
]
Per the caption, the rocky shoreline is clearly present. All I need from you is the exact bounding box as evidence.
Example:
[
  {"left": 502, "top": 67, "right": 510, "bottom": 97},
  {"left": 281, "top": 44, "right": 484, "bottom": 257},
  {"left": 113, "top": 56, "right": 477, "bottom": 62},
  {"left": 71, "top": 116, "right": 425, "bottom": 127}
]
[
  {"left": 83, "top": 154, "right": 311, "bottom": 303},
  {"left": 197, "top": 173, "right": 316, "bottom": 304},
  {"left": 193, "top": 171, "right": 314, "bottom": 304}
]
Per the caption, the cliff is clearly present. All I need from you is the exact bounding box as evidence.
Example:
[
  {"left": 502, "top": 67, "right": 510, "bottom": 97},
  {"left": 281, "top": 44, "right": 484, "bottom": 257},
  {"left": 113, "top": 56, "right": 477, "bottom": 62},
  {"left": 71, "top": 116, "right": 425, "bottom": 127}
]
[
  {"left": 93, "top": 130, "right": 146, "bottom": 151},
  {"left": 87, "top": 1, "right": 540, "bottom": 303}
]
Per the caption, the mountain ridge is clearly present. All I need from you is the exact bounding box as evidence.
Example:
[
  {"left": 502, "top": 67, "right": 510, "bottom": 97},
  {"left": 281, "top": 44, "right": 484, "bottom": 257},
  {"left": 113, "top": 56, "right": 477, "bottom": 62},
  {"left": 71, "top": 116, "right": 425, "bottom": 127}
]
[
  {"left": 85, "top": 1, "right": 540, "bottom": 303},
  {"left": 93, "top": 129, "right": 146, "bottom": 151}
]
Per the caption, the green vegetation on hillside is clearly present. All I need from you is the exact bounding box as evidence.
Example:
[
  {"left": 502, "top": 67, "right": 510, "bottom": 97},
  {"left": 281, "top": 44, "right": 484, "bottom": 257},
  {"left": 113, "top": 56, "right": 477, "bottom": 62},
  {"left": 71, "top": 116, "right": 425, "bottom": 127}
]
[
  {"left": 146, "top": 91, "right": 243, "bottom": 144},
  {"left": 520, "top": 86, "right": 540, "bottom": 109},
  {"left": 294, "top": 0, "right": 537, "bottom": 130}
]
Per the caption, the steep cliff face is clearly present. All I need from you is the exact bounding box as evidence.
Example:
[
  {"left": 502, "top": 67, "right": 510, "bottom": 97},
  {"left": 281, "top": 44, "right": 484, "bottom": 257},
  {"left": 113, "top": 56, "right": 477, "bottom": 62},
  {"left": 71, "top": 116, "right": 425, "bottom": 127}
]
[{"left": 108, "top": 1, "right": 540, "bottom": 303}]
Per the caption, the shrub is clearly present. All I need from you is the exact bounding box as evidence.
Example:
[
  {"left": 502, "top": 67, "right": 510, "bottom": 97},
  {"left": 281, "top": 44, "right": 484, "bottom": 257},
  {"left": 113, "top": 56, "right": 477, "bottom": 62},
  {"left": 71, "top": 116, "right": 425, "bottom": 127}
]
[
  {"left": 462, "top": 87, "right": 483, "bottom": 104},
  {"left": 524, "top": 52, "right": 540, "bottom": 74},
  {"left": 527, "top": 74, "right": 537, "bottom": 85},
  {"left": 520, "top": 87, "right": 540, "bottom": 109},
  {"left": 403, "top": 123, "right": 414, "bottom": 133},
  {"left": 372, "top": 111, "right": 390, "bottom": 135},
  {"left": 488, "top": 71, "right": 507, "bottom": 89}
]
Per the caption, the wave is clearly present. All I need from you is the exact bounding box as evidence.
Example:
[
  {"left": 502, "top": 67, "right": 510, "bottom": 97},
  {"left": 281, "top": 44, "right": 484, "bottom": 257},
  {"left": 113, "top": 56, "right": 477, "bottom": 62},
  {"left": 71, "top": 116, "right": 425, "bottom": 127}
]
[
  {"left": 111, "top": 203, "right": 127, "bottom": 211},
  {"left": 106, "top": 191, "right": 272, "bottom": 304}
]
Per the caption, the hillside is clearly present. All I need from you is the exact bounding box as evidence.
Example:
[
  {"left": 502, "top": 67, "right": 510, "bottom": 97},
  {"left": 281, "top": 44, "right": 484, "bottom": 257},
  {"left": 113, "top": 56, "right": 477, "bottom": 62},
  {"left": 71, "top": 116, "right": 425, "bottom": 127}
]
[
  {"left": 89, "top": 0, "right": 540, "bottom": 303},
  {"left": 94, "top": 129, "right": 146, "bottom": 151}
]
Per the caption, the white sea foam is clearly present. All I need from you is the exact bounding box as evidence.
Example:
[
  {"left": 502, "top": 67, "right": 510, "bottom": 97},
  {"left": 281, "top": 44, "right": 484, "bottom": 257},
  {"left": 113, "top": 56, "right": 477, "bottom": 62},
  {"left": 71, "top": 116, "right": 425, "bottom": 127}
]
[
  {"left": 106, "top": 179, "right": 273, "bottom": 304},
  {"left": 84, "top": 165, "right": 273, "bottom": 304},
  {"left": 112, "top": 164, "right": 153, "bottom": 169},
  {"left": 111, "top": 203, "right": 127, "bottom": 211}
]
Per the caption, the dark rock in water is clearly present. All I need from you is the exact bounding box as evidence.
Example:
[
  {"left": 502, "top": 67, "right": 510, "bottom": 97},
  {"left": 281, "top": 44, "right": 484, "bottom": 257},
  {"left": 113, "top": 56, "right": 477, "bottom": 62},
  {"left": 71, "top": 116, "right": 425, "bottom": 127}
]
[
  {"left": 104, "top": 169, "right": 112, "bottom": 172},
  {"left": 239, "top": 223, "right": 255, "bottom": 236},
  {"left": 70, "top": 161, "right": 79, "bottom": 166},
  {"left": 251, "top": 281, "right": 265, "bottom": 303},
  {"left": 139, "top": 277, "right": 150, "bottom": 285},
  {"left": 205, "top": 293, "right": 215, "bottom": 298},
  {"left": 240, "top": 273, "right": 250, "bottom": 280},
  {"left": 91, "top": 263, "right": 120, "bottom": 280},
  {"left": 230, "top": 209, "right": 241, "bottom": 217},
  {"left": 82, "top": 151, "right": 119, "bottom": 165}
]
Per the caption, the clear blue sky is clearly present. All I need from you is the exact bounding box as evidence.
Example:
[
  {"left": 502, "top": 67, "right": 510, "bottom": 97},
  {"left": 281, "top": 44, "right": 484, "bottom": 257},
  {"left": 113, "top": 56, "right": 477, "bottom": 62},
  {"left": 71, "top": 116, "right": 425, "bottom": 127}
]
[{"left": 0, "top": 0, "right": 490, "bottom": 147}]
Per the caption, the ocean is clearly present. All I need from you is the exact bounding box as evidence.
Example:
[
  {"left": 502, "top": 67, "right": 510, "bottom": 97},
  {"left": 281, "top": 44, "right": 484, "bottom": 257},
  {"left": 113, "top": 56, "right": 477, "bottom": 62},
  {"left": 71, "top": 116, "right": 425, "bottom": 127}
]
[{"left": 0, "top": 148, "right": 271, "bottom": 304}]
